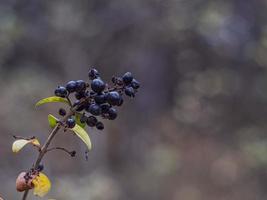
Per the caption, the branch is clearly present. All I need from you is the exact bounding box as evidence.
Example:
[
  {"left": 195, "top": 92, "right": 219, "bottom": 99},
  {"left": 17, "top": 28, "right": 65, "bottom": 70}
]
[{"left": 21, "top": 110, "right": 74, "bottom": 200}]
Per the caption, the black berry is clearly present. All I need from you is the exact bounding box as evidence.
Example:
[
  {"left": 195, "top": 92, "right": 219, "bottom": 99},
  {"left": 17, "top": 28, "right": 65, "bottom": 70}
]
[
  {"left": 100, "top": 103, "right": 111, "bottom": 113},
  {"left": 131, "top": 79, "right": 140, "bottom": 89},
  {"left": 75, "top": 92, "right": 86, "bottom": 100},
  {"left": 80, "top": 115, "right": 87, "bottom": 123},
  {"left": 88, "top": 68, "right": 100, "bottom": 80},
  {"left": 107, "top": 91, "right": 121, "bottom": 105},
  {"left": 125, "top": 86, "right": 135, "bottom": 97},
  {"left": 76, "top": 80, "right": 86, "bottom": 92},
  {"left": 91, "top": 79, "right": 105, "bottom": 93},
  {"left": 55, "top": 86, "right": 68, "bottom": 98},
  {"left": 108, "top": 107, "right": 117, "bottom": 120},
  {"left": 37, "top": 164, "right": 44, "bottom": 172},
  {"left": 122, "top": 72, "right": 133, "bottom": 85},
  {"left": 66, "top": 118, "right": 76, "bottom": 128},
  {"left": 59, "top": 108, "right": 66, "bottom": 116},
  {"left": 117, "top": 97, "right": 124, "bottom": 106},
  {"left": 88, "top": 103, "right": 101, "bottom": 116},
  {"left": 96, "top": 121, "right": 104, "bottom": 130},
  {"left": 94, "top": 93, "right": 106, "bottom": 104},
  {"left": 66, "top": 81, "right": 77, "bottom": 93},
  {"left": 86, "top": 116, "right": 98, "bottom": 127}
]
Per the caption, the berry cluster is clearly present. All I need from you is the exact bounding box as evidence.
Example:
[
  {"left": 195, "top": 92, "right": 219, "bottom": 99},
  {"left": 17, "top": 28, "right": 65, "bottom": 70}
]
[{"left": 54, "top": 68, "right": 140, "bottom": 130}]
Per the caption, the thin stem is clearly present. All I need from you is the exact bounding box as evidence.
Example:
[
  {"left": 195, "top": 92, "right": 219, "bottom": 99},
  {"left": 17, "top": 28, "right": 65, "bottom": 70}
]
[
  {"left": 46, "top": 147, "right": 76, "bottom": 157},
  {"left": 21, "top": 110, "right": 74, "bottom": 200}
]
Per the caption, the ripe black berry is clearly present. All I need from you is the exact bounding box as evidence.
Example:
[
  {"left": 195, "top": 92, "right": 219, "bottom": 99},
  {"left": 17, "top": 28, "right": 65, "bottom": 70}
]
[
  {"left": 76, "top": 80, "right": 86, "bottom": 92},
  {"left": 66, "top": 118, "right": 76, "bottom": 128},
  {"left": 55, "top": 86, "right": 68, "bottom": 98},
  {"left": 125, "top": 86, "right": 135, "bottom": 97},
  {"left": 80, "top": 115, "right": 87, "bottom": 123},
  {"left": 91, "top": 79, "right": 105, "bottom": 93},
  {"left": 37, "top": 164, "right": 44, "bottom": 172},
  {"left": 88, "top": 68, "right": 100, "bottom": 80},
  {"left": 131, "top": 79, "right": 140, "bottom": 89},
  {"left": 88, "top": 103, "right": 101, "bottom": 116},
  {"left": 100, "top": 103, "right": 111, "bottom": 113},
  {"left": 108, "top": 107, "right": 117, "bottom": 120},
  {"left": 96, "top": 121, "right": 104, "bottom": 130},
  {"left": 59, "top": 108, "right": 66, "bottom": 116},
  {"left": 122, "top": 72, "right": 133, "bottom": 85},
  {"left": 117, "top": 97, "right": 124, "bottom": 106},
  {"left": 86, "top": 116, "right": 97, "bottom": 127},
  {"left": 66, "top": 81, "right": 77, "bottom": 93},
  {"left": 75, "top": 92, "right": 86, "bottom": 100},
  {"left": 107, "top": 91, "right": 121, "bottom": 106},
  {"left": 94, "top": 94, "right": 106, "bottom": 104}
]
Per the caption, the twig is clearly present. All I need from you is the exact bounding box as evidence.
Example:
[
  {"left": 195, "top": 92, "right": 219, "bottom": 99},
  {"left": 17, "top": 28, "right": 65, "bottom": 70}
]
[{"left": 46, "top": 147, "right": 76, "bottom": 157}]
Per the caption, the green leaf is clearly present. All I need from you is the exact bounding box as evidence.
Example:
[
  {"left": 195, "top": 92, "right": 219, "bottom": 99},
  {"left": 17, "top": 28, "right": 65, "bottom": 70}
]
[
  {"left": 72, "top": 124, "right": 92, "bottom": 150},
  {"left": 75, "top": 113, "right": 86, "bottom": 128},
  {"left": 48, "top": 114, "right": 58, "bottom": 128},
  {"left": 35, "top": 96, "right": 69, "bottom": 107}
]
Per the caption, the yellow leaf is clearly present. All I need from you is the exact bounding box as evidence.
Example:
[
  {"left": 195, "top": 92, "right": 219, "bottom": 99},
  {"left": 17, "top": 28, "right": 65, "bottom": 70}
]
[
  {"left": 32, "top": 172, "right": 51, "bottom": 197},
  {"left": 72, "top": 124, "right": 92, "bottom": 150},
  {"left": 12, "top": 139, "right": 40, "bottom": 153}
]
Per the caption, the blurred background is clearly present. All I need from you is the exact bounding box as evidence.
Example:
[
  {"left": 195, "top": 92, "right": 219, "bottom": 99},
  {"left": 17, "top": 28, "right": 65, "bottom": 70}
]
[{"left": 0, "top": 0, "right": 267, "bottom": 199}]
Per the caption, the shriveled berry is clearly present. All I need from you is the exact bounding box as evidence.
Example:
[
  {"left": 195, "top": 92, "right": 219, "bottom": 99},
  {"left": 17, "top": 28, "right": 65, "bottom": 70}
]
[
  {"left": 94, "top": 93, "right": 106, "bottom": 104},
  {"left": 86, "top": 116, "right": 98, "bottom": 127},
  {"left": 116, "top": 77, "right": 124, "bottom": 86},
  {"left": 55, "top": 86, "right": 68, "bottom": 98},
  {"left": 66, "top": 81, "right": 77, "bottom": 93},
  {"left": 70, "top": 151, "right": 76, "bottom": 157},
  {"left": 76, "top": 104, "right": 85, "bottom": 112},
  {"left": 107, "top": 91, "right": 121, "bottom": 105},
  {"left": 112, "top": 76, "right": 117, "bottom": 83},
  {"left": 100, "top": 103, "right": 111, "bottom": 113},
  {"left": 96, "top": 121, "right": 104, "bottom": 130},
  {"left": 66, "top": 118, "right": 76, "bottom": 128},
  {"left": 122, "top": 72, "right": 133, "bottom": 84},
  {"left": 108, "top": 107, "right": 117, "bottom": 120},
  {"left": 91, "top": 79, "right": 105, "bottom": 93},
  {"left": 76, "top": 80, "right": 86, "bottom": 92},
  {"left": 88, "top": 68, "right": 100, "bottom": 80},
  {"left": 88, "top": 103, "right": 101, "bottom": 116},
  {"left": 59, "top": 108, "right": 66, "bottom": 116},
  {"left": 131, "top": 79, "right": 140, "bottom": 89},
  {"left": 125, "top": 86, "right": 135, "bottom": 97},
  {"left": 73, "top": 100, "right": 80, "bottom": 107}
]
